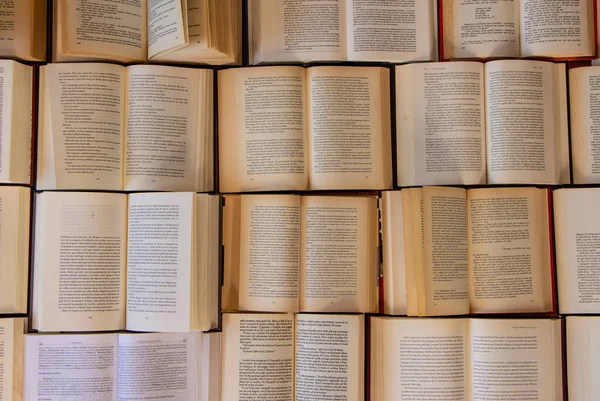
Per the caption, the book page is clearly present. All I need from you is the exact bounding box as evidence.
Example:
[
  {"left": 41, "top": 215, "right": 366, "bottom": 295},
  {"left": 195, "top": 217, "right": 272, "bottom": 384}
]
[
  {"left": 0, "top": 61, "right": 15, "bottom": 183},
  {"left": 250, "top": 0, "right": 346, "bottom": 64},
  {"left": 117, "top": 333, "right": 195, "bottom": 401},
  {"left": 0, "top": 0, "right": 44, "bottom": 61},
  {"left": 381, "top": 191, "right": 407, "bottom": 315},
  {"left": 373, "top": 317, "right": 467, "bottom": 401},
  {"left": 238, "top": 195, "right": 301, "bottom": 313},
  {"left": 0, "top": 319, "right": 24, "bottom": 401},
  {"left": 521, "top": 0, "right": 594, "bottom": 58},
  {"left": 300, "top": 196, "right": 377, "bottom": 313},
  {"left": 58, "top": 0, "right": 147, "bottom": 62},
  {"left": 485, "top": 60, "right": 568, "bottom": 185},
  {"left": 570, "top": 66, "right": 600, "bottom": 183},
  {"left": 402, "top": 188, "right": 426, "bottom": 316},
  {"left": 307, "top": 66, "right": 392, "bottom": 190},
  {"left": 40, "top": 63, "right": 125, "bottom": 190},
  {"left": 24, "top": 334, "right": 118, "bottom": 401},
  {"left": 295, "top": 314, "right": 364, "bottom": 401},
  {"left": 449, "top": 0, "right": 519, "bottom": 59},
  {"left": 396, "top": 62, "right": 486, "bottom": 186},
  {"left": 124, "top": 65, "right": 200, "bottom": 191},
  {"left": 554, "top": 188, "right": 600, "bottom": 313},
  {"left": 423, "top": 186, "right": 470, "bottom": 316},
  {"left": 566, "top": 317, "right": 600, "bottom": 401},
  {"left": 347, "top": 0, "right": 435, "bottom": 62},
  {"left": 222, "top": 314, "right": 294, "bottom": 401},
  {"left": 147, "top": 0, "right": 187, "bottom": 59},
  {"left": 126, "top": 192, "right": 193, "bottom": 332},
  {"left": 219, "top": 67, "right": 308, "bottom": 192},
  {"left": 467, "top": 188, "right": 552, "bottom": 313},
  {"left": 34, "top": 192, "right": 127, "bottom": 332},
  {"left": 468, "top": 319, "right": 562, "bottom": 401}
]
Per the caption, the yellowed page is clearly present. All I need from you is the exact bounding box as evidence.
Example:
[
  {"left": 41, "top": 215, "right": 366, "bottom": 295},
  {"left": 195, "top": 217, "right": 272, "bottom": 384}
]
[
  {"left": 422, "top": 186, "right": 469, "bottom": 316},
  {"left": 238, "top": 195, "right": 301, "bottom": 313},
  {"left": 222, "top": 195, "right": 241, "bottom": 311},
  {"left": 218, "top": 66, "right": 309, "bottom": 192},
  {"left": 148, "top": 0, "right": 188, "bottom": 59},
  {"left": 0, "top": 318, "right": 26, "bottom": 401},
  {"left": 0, "top": 61, "right": 16, "bottom": 184},
  {"left": 401, "top": 188, "right": 424, "bottom": 316},
  {"left": 0, "top": 0, "right": 44, "bottom": 61},
  {"left": 300, "top": 196, "right": 377, "bottom": 313},
  {"left": 467, "top": 187, "right": 552, "bottom": 314},
  {"left": 567, "top": 316, "right": 600, "bottom": 401},
  {"left": 58, "top": 0, "right": 147, "bottom": 62},
  {"left": 381, "top": 191, "right": 407, "bottom": 315},
  {"left": 33, "top": 192, "right": 127, "bottom": 332},
  {"left": 221, "top": 313, "right": 294, "bottom": 401},
  {"left": 307, "top": 66, "right": 392, "bottom": 190}
]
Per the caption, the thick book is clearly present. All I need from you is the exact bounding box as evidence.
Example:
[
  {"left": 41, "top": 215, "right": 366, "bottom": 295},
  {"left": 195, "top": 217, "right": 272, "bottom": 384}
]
[
  {"left": 0, "top": 318, "right": 26, "bottom": 401},
  {"left": 219, "top": 66, "right": 393, "bottom": 192},
  {"left": 37, "top": 63, "right": 214, "bottom": 192},
  {"left": 566, "top": 316, "right": 600, "bottom": 401},
  {"left": 0, "top": 60, "right": 33, "bottom": 185},
  {"left": 381, "top": 187, "right": 555, "bottom": 316},
  {"left": 554, "top": 188, "right": 600, "bottom": 313},
  {"left": 223, "top": 194, "right": 379, "bottom": 314},
  {"left": 396, "top": 60, "right": 570, "bottom": 186},
  {"left": 222, "top": 313, "right": 364, "bottom": 401},
  {"left": 53, "top": 0, "right": 241, "bottom": 65},
  {"left": 32, "top": 192, "right": 220, "bottom": 333},
  {"left": 23, "top": 331, "right": 221, "bottom": 401},
  {"left": 0, "top": 187, "right": 30, "bottom": 314},
  {"left": 249, "top": 0, "right": 437, "bottom": 64},
  {"left": 0, "top": 0, "right": 46, "bottom": 61},
  {"left": 441, "top": 0, "right": 596, "bottom": 60},
  {"left": 370, "top": 316, "right": 563, "bottom": 401}
]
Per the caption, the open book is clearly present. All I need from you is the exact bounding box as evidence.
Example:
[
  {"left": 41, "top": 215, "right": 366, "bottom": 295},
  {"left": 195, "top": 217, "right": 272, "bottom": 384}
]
[
  {"left": 381, "top": 187, "right": 555, "bottom": 316},
  {"left": 566, "top": 317, "right": 600, "bottom": 401},
  {"left": 219, "top": 66, "right": 392, "bottom": 192},
  {"left": 371, "top": 317, "right": 563, "bottom": 401},
  {"left": 0, "top": 187, "right": 30, "bottom": 314},
  {"left": 396, "top": 60, "right": 570, "bottom": 186},
  {"left": 249, "top": 0, "right": 437, "bottom": 64},
  {"left": 0, "top": 61, "right": 33, "bottom": 185},
  {"left": 0, "top": 0, "right": 45, "bottom": 61},
  {"left": 53, "top": 0, "right": 241, "bottom": 64},
  {"left": 441, "top": 0, "right": 596, "bottom": 60},
  {"left": 223, "top": 194, "right": 378, "bottom": 313},
  {"left": 568, "top": 66, "right": 600, "bottom": 183},
  {"left": 554, "top": 188, "right": 600, "bottom": 313},
  {"left": 222, "top": 313, "right": 364, "bottom": 401},
  {"left": 37, "top": 63, "right": 214, "bottom": 192},
  {"left": 24, "top": 331, "right": 221, "bottom": 401},
  {"left": 32, "top": 192, "right": 220, "bottom": 333},
  {"left": 0, "top": 318, "right": 25, "bottom": 401}
]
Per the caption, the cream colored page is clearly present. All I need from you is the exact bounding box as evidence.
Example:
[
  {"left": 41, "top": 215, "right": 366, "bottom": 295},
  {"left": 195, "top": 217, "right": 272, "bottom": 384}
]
[
  {"left": 295, "top": 314, "right": 363, "bottom": 401},
  {"left": 0, "top": 319, "right": 15, "bottom": 401},
  {"left": 570, "top": 67, "right": 600, "bottom": 183},
  {"left": 566, "top": 317, "right": 600, "bottom": 401},
  {"left": 397, "top": 62, "right": 486, "bottom": 186},
  {"left": 147, "top": 0, "right": 187, "bottom": 58},
  {"left": 521, "top": 0, "right": 593, "bottom": 58},
  {"left": 24, "top": 334, "right": 119, "bottom": 401},
  {"left": 378, "top": 318, "right": 467, "bottom": 400},
  {"left": 347, "top": 0, "right": 435, "bottom": 62},
  {"left": 35, "top": 192, "right": 127, "bottom": 332},
  {"left": 469, "top": 319, "right": 561, "bottom": 401},
  {"left": 0, "top": 61, "right": 13, "bottom": 183},
  {"left": 423, "top": 186, "right": 469, "bottom": 316},
  {"left": 0, "top": 1, "right": 36, "bottom": 60},
  {"left": 238, "top": 195, "right": 301, "bottom": 313},
  {"left": 554, "top": 189, "right": 600, "bottom": 313},
  {"left": 222, "top": 314, "right": 294, "bottom": 401},
  {"left": 451, "top": 0, "right": 519, "bottom": 59},
  {"left": 124, "top": 65, "right": 199, "bottom": 191},
  {"left": 218, "top": 66, "right": 308, "bottom": 192},
  {"left": 61, "top": 0, "right": 146, "bottom": 62},
  {"left": 468, "top": 188, "right": 550, "bottom": 313},
  {"left": 300, "top": 196, "right": 376, "bottom": 313},
  {"left": 251, "top": 0, "right": 346, "bottom": 64},
  {"left": 126, "top": 193, "right": 193, "bottom": 332},
  {"left": 485, "top": 60, "right": 563, "bottom": 184},
  {"left": 402, "top": 188, "right": 425, "bottom": 316},
  {"left": 45, "top": 63, "right": 125, "bottom": 190},
  {"left": 307, "top": 66, "right": 390, "bottom": 190},
  {"left": 186, "top": 0, "right": 208, "bottom": 47},
  {"left": 381, "top": 191, "right": 407, "bottom": 315}
]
